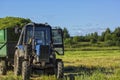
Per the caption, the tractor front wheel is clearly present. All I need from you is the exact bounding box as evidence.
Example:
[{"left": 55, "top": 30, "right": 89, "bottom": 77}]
[
  {"left": 22, "top": 61, "right": 31, "bottom": 80},
  {"left": 14, "top": 50, "right": 22, "bottom": 76}
]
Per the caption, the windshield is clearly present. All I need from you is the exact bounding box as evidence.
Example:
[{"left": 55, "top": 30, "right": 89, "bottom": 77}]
[{"left": 26, "top": 25, "right": 50, "bottom": 45}]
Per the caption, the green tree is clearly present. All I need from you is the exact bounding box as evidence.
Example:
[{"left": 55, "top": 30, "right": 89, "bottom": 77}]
[
  {"left": 104, "top": 33, "right": 112, "bottom": 41},
  {"left": 0, "top": 16, "right": 31, "bottom": 29},
  {"left": 90, "top": 32, "right": 98, "bottom": 43},
  {"left": 113, "top": 27, "right": 120, "bottom": 40},
  {"left": 105, "top": 28, "right": 111, "bottom": 34},
  {"left": 104, "top": 28, "right": 112, "bottom": 41},
  {"left": 84, "top": 34, "right": 91, "bottom": 42},
  {"left": 100, "top": 32, "right": 105, "bottom": 41},
  {"left": 79, "top": 36, "right": 86, "bottom": 42},
  {"left": 113, "top": 27, "right": 120, "bottom": 46},
  {"left": 73, "top": 36, "right": 80, "bottom": 42},
  {"left": 63, "top": 27, "right": 70, "bottom": 39},
  {"left": 93, "top": 32, "right": 98, "bottom": 39}
]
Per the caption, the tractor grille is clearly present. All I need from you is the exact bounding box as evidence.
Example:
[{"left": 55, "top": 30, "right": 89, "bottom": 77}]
[{"left": 39, "top": 45, "right": 49, "bottom": 62}]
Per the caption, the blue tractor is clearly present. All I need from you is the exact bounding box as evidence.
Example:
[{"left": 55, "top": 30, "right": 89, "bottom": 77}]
[{"left": 14, "top": 23, "right": 64, "bottom": 80}]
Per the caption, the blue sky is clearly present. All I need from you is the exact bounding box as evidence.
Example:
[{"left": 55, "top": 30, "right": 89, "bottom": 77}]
[{"left": 0, "top": 0, "right": 120, "bottom": 36}]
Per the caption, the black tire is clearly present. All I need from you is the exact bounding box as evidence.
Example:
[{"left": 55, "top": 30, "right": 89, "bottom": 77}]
[
  {"left": 14, "top": 50, "right": 22, "bottom": 76},
  {"left": 55, "top": 60, "right": 64, "bottom": 79},
  {"left": 22, "top": 61, "right": 31, "bottom": 80},
  {"left": 44, "top": 67, "right": 54, "bottom": 75},
  {"left": 0, "top": 60, "right": 7, "bottom": 75}
]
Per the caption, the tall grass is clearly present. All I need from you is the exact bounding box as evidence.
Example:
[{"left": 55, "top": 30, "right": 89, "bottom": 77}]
[{"left": 0, "top": 71, "right": 22, "bottom": 80}]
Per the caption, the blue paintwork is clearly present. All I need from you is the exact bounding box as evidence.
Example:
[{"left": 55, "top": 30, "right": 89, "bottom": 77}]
[
  {"left": 16, "top": 45, "right": 24, "bottom": 51},
  {"left": 35, "top": 45, "right": 40, "bottom": 56}
]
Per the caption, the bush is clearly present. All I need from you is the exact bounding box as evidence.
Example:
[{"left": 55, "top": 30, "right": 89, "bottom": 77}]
[
  {"left": 104, "top": 40, "right": 116, "bottom": 46},
  {"left": 90, "top": 38, "right": 97, "bottom": 43},
  {"left": 116, "top": 41, "right": 120, "bottom": 46}
]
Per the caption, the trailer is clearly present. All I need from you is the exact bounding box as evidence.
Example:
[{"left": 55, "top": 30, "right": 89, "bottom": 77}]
[{"left": 0, "top": 28, "right": 19, "bottom": 74}]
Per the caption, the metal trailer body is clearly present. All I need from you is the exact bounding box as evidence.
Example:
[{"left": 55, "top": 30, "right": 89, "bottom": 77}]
[{"left": 0, "top": 28, "right": 19, "bottom": 74}]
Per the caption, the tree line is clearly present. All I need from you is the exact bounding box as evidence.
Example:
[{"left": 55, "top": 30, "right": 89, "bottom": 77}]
[{"left": 63, "top": 27, "right": 120, "bottom": 47}]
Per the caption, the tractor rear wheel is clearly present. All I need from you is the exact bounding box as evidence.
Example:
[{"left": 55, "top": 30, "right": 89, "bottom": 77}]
[
  {"left": 22, "top": 61, "right": 31, "bottom": 80},
  {"left": 55, "top": 60, "right": 64, "bottom": 79},
  {"left": 0, "top": 60, "right": 7, "bottom": 75},
  {"left": 14, "top": 50, "right": 22, "bottom": 76}
]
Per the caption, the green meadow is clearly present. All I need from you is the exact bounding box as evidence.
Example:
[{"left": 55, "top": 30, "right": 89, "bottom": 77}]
[{"left": 0, "top": 48, "right": 120, "bottom": 80}]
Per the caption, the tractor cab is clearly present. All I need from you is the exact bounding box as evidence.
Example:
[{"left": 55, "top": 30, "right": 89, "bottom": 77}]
[{"left": 16, "top": 23, "right": 64, "bottom": 62}]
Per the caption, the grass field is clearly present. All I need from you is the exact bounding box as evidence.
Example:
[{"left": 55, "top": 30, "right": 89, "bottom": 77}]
[
  {"left": 59, "top": 50, "right": 120, "bottom": 80},
  {"left": 0, "top": 49, "right": 120, "bottom": 80}
]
